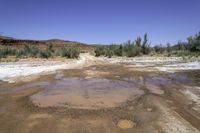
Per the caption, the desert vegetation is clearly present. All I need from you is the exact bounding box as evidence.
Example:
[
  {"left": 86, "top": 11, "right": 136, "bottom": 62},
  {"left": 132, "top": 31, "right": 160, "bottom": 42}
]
[
  {"left": 95, "top": 32, "right": 200, "bottom": 58},
  {"left": 58, "top": 46, "right": 80, "bottom": 58},
  {"left": 0, "top": 43, "right": 80, "bottom": 59},
  {"left": 1, "top": 32, "right": 199, "bottom": 60}
]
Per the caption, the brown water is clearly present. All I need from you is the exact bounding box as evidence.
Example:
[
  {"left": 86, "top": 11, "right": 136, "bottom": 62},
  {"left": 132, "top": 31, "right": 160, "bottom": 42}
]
[{"left": 30, "top": 77, "right": 144, "bottom": 109}]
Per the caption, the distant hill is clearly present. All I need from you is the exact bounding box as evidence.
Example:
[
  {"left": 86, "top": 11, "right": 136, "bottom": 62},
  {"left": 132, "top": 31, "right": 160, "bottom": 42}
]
[
  {"left": 0, "top": 36, "right": 95, "bottom": 52},
  {"left": 0, "top": 35, "right": 15, "bottom": 40}
]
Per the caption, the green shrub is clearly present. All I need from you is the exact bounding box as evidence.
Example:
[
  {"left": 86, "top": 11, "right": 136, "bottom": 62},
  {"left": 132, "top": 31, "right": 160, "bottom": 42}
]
[
  {"left": 94, "top": 45, "right": 122, "bottom": 57},
  {"left": 0, "top": 47, "right": 17, "bottom": 58},
  {"left": 114, "top": 45, "right": 123, "bottom": 56},
  {"left": 16, "top": 49, "right": 26, "bottom": 58},
  {"left": 23, "top": 44, "right": 39, "bottom": 57},
  {"left": 39, "top": 49, "right": 51, "bottom": 58},
  {"left": 0, "top": 44, "right": 81, "bottom": 59},
  {"left": 123, "top": 41, "right": 137, "bottom": 57},
  {"left": 105, "top": 47, "right": 114, "bottom": 58},
  {"left": 47, "top": 43, "right": 54, "bottom": 52},
  {"left": 59, "top": 46, "right": 80, "bottom": 58},
  {"left": 173, "top": 50, "right": 190, "bottom": 57},
  {"left": 30, "top": 46, "right": 39, "bottom": 57},
  {"left": 95, "top": 46, "right": 106, "bottom": 57}
]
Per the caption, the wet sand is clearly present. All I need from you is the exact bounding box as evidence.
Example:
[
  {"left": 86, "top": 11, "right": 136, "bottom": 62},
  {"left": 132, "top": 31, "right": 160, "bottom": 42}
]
[{"left": 0, "top": 55, "right": 200, "bottom": 133}]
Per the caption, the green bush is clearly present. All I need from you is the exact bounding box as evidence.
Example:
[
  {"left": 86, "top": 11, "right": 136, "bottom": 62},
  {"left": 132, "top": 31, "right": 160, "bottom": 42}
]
[
  {"left": 39, "top": 49, "right": 52, "bottom": 58},
  {"left": 23, "top": 44, "right": 39, "bottom": 57},
  {"left": 47, "top": 43, "right": 54, "bottom": 52},
  {"left": 105, "top": 46, "right": 114, "bottom": 58},
  {"left": 0, "top": 47, "right": 17, "bottom": 58},
  {"left": 173, "top": 50, "right": 190, "bottom": 57},
  {"left": 0, "top": 44, "right": 81, "bottom": 59},
  {"left": 16, "top": 49, "right": 26, "bottom": 58},
  {"left": 22, "top": 44, "right": 53, "bottom": 58},
  {"left": 187, "top": 32, "right": 200, "bottom": 52},
  {"left": 153, "top": 45, "right": 165, "bottom": 54},
  {"left": 141, "top": 33, "right": 150, "bottom": 54},
  {"left": 123, "top": 41, "right": 141, "bottom": 57},
  {"left": 95, "top": 46, "right": 106, "bottom": 57},
  {"left": 59, "top": 46, "right": 80, "bottom": 58},
  {"left": 114, "top": 45, "right": 123, "bottom": 56},
  {"left": 94, "top": 45, "right": 123, "bottom": 57}
]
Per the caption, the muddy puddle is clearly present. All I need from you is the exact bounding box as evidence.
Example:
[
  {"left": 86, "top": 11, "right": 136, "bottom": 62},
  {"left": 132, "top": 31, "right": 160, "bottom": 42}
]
[{"left": 30, "top": 77, "right": 144, "bottom": 109}]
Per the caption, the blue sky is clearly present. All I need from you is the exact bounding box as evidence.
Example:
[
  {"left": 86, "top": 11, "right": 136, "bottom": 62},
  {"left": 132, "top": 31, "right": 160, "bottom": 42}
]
[{"left": 0, "top": 0, "right": 200, "bottom": 45}]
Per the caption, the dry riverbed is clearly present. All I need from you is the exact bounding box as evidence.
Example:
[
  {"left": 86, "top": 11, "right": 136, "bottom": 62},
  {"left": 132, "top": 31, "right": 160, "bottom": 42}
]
[{"left": 0, "top": 54, "right": 200, "bottom": 133}]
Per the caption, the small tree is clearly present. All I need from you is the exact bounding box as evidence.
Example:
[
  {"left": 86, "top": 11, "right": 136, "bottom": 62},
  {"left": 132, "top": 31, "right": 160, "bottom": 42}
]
[
  {"left": 135, "top": 37, "right": 142, "bottom": 47},
  {"left": 135, "top": 37, "right": 142, "bottom": 55},
  {"left": 187, "top": 32, "right": 200, "bottom": 52},
  {"left": 166, "top": 43, "right": 171, "bottom": 53},
  {"left": 141, "top": 33, "right": 150, "bottom": 54}
]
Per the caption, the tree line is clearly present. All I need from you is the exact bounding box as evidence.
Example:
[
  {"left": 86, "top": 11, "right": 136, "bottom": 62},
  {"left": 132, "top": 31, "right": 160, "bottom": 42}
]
[{"left": 95, "top": 32, "right": 200, "bottom": 57}]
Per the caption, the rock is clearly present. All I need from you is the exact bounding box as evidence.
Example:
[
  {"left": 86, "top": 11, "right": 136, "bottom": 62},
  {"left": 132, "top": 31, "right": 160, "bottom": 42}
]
[
  {"left": 117, "top": 119, "right": 136, "bottom": 129},
  {"left": 147, "top": 108, "right": 153, "bottom": 112}
]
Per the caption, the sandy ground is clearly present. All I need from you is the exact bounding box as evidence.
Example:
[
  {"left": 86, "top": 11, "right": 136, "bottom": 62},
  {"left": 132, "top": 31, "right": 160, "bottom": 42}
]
[
  {"left": 0, "top": 54, "right": 200, "bottom": 133},
  {"left": 103, "top": 56, "right": 200, "bottom": 72},
  {"left": 0, "top": 53, "right": 101, "bottom": 83},
  {"left": 0, "top": 54, "right": 200, "bottom": 83}
]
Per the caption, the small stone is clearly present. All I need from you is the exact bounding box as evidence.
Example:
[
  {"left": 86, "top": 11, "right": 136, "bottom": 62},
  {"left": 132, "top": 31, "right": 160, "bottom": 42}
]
[
  {"left": 8, "top": 80, "right": 15, "bottom": 84},
  {"left": 147, "top": 108, "right": 152, "bottom": 112},
  {"left": 117, "top": 119, "right": 135, "bottom": 129}
]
